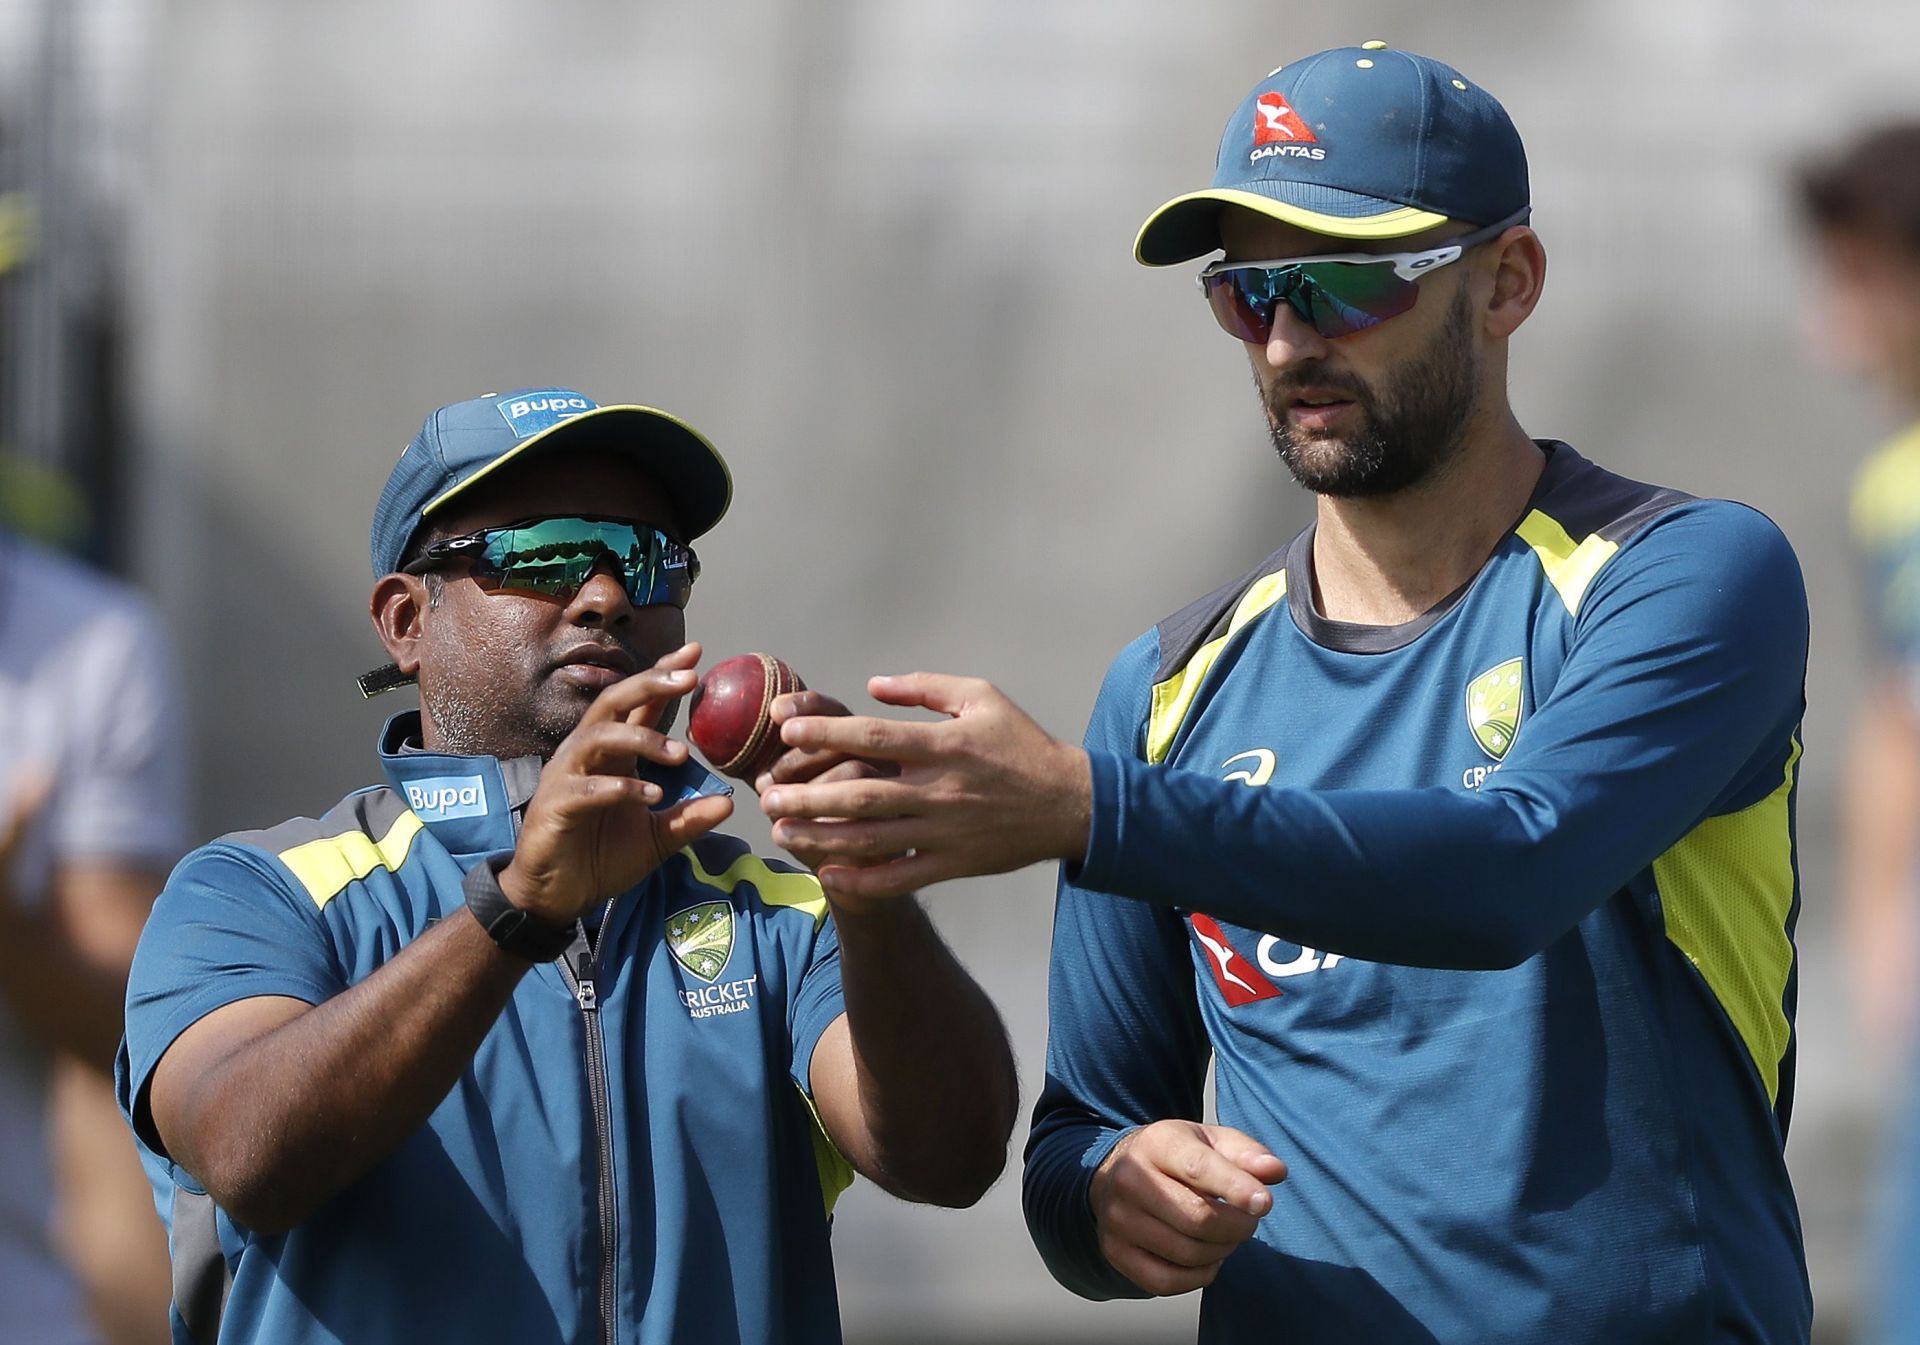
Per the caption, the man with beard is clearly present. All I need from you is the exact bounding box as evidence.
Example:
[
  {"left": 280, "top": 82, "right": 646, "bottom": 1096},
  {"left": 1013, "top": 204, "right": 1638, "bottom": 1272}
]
[
  {"left": 114, "top": 388, "right": 1017, "bottom": 1344},
  {"left": 758, "top": 45, "right": 1814, "bottom": 1342}
]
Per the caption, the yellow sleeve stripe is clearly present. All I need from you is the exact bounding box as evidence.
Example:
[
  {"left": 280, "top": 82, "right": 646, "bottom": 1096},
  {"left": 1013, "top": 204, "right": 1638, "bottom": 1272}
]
[
  {"left": 794, "top": 1079, "right": 856, "bottom": 1216},
  {"left": 278, "top": 811, "right": 425, "bottom": 911},
  {"left": 1651, "top": 736, "right": 1801, "bottom": 1104},
  {"left": 682, "top": 848, "right": 828, "bottom": 927},
  {"left": 1515, "top": 509, "right": 1619, "bottom": 617},
  {"left": 1146, "top": 570, "right": 1288, "bottom": 765}
]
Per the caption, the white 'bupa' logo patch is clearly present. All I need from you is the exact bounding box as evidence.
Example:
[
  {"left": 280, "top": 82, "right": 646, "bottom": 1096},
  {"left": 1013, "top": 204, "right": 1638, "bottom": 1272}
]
[{"left": 404, "top": 775, "right": 489, "bottom": 821}]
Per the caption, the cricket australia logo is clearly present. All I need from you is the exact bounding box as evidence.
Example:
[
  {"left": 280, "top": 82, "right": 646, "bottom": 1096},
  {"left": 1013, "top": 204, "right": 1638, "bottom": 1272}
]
[
  {"left": 1466, "top": 658, "right": 1525, "bottom": 761},
  {"left": 665, "top": 901, "right": 734, "bottom": 983}
]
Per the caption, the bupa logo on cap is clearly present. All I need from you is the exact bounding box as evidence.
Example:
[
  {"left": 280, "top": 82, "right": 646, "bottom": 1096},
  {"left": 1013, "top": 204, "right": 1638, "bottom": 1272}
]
[
  {"left": 405, "top": 775, "right": 489, "bottom": 822},
  {"left": 496, "top": 388, "right": 600, "bottom": 440}
]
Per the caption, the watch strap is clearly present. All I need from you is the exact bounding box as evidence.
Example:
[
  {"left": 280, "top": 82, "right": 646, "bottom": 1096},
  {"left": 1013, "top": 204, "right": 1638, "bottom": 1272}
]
[{"left": 463, "top": 854, "right": 575, "bottom": 962}]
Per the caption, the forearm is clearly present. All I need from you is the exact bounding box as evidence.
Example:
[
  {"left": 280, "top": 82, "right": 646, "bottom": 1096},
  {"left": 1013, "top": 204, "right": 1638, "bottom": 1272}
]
[
  {"left": 1023, "top": 1107, "right": 1143, "bottom": 1301},
  {"left": 825, "top": 895, "right": 1017, "bottom": 1206},
  {"left": 1074, "top": 750, "right": 1659, "bottom": 970},
  {"left": 161, "top": 912, "right": 528, "bottom": 1231}
]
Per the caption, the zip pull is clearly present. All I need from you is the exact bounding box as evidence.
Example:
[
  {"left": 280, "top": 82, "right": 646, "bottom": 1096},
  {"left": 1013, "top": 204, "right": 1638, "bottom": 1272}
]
[{"left": 575, "top": 977, "right": 598, "bottom": 1012}]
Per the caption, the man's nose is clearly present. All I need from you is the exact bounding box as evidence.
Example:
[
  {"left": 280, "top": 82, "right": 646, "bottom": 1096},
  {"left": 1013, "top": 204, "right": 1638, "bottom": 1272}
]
[
  {"left": 564, "top": 564, "right": 634, "bottom": 628},
  {"left": 1262, "top": 302, "right": 1333, "bottom": 369}
]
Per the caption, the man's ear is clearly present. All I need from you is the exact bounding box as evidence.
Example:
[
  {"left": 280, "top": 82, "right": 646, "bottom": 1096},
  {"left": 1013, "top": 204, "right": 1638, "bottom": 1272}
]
[
  {"left": 1483, "top": 226, "right": 1546, "bottom": 340},
  {"left": 370, "top": 574, "right": 431, "bottom": 676}
]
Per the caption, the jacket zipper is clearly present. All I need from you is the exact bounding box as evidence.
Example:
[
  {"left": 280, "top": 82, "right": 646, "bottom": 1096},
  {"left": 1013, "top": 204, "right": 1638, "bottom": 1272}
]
[{"left": 561, "top": 943, "right": 618, "bottom": 1345}]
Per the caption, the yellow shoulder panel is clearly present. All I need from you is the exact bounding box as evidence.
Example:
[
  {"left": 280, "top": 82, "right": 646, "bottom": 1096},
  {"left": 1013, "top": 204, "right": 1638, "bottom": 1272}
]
[
  {"left": 1146, "top": 570, "right": 1288, "bottom": 765},
  {"left": 1651, "top": 737, "right": 1801, "bottom": 1103},
  {"left": 277, "top": 811, "right": 425, "bottom": 911},
  {"left": 683, "top": 847, "right": 828, "bottom": 927},
  {"left": 1515, "top": 509, "right": 1619, "bottom": 618}
]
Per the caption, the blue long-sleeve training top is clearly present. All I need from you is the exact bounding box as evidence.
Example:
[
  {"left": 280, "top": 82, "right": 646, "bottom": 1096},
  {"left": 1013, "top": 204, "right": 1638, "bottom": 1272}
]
[{"left": 1024, "top": 442, "right": 1812, "bottom": 1344}]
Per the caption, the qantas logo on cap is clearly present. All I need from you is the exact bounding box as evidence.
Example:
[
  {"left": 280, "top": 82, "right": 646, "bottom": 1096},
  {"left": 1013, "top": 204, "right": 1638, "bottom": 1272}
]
[
  {"left": 1253, "top": 93, "right": 1317, "bottom": 145},
  {"left": 1190, "top": 914, "right": 1282, "bottom": 1007}
]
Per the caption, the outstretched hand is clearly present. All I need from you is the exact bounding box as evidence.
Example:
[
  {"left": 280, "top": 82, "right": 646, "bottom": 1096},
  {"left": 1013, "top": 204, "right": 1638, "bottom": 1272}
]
[
  {"left": 757, "top": 672, "right": 1092, "bottom": 901},
  {"left": 500, "top": 643, "right": 734, "bottom": 925}
]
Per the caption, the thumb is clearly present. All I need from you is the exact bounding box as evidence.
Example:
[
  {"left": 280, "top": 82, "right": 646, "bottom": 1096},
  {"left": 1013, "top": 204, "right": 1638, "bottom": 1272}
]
[{"left": 1202, "top": 1123, "right": 1288, "bottom": 1193}]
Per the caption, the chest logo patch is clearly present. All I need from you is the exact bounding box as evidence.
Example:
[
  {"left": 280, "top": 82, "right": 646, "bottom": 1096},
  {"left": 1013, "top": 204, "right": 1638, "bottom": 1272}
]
[
  {"left": 1190, "top": 915, "right": 1283, "bottom": 1007},
  {"left": 665, "top": 901, "right": 734, "bottom": 982},
  {"left": 1466, "top": 658, "right": 1525, "bottom": 761}
]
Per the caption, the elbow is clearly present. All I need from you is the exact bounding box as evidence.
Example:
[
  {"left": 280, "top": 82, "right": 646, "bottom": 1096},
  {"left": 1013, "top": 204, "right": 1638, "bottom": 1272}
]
[
  {"left": 896, "top": 1107, "right": 1015, "bottom": 1208},
  {"left": 197, "top": 1166, "right": 310, "bottom": 1236},
  {"left": 913, "top": 1142, "right": 1010, "bottom": 1210},
  {"left": 184, "top": 1137, "right": 319, "bottom": 1235}
]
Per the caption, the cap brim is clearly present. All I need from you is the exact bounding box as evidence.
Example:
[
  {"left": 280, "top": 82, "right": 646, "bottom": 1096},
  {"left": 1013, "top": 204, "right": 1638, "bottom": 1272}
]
[
  {"left": 422, "top": 404, "right": 734, "bottom": 540},
  {"left": 1135, "top": 187, "right": 1449, "bottom": 266}
]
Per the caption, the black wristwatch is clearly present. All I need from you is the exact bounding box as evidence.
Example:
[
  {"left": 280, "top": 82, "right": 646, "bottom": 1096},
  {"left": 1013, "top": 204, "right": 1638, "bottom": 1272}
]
[{"left": 463, "top": 855, "right": 575, "bottom": 962}]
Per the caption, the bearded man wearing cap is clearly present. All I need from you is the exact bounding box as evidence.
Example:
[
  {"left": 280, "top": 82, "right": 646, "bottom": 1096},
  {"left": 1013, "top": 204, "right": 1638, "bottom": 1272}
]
[
  {"left": 759, "top": 44, "right": 1814, "bottom": 1341},
  {"left": 113, "top": 388, "right": 1017, "bottom": 1344}
]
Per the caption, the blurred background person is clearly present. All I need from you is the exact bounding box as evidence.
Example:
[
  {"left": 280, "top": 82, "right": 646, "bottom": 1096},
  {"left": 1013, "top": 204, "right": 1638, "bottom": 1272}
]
[
  {"left": 0, "top": 483, "right": 184, "bottom": 1345},
  {"left": 0, "top": 2, "right": 181, "bottom": 1340},
  {"left": 1800, "top": 123, "right": 1920, "bottom": 1345}
]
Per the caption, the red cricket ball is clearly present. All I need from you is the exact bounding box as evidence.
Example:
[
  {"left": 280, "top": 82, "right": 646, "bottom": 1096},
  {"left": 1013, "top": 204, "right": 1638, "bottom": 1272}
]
[{"left": 686, "top": 653, "right": 807, "bottom": 782}]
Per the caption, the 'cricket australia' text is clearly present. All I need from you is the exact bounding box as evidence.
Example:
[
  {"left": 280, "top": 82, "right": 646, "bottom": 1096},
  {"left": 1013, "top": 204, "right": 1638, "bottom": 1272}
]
[{"left": 681, "top": 975, "right": 758, "bottom": 1019}]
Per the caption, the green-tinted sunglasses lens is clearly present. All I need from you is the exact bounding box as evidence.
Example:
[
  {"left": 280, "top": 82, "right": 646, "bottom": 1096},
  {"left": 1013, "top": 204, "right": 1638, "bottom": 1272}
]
[{"left": 1287, "top": 261, "right": 1421, "bottom": 337}]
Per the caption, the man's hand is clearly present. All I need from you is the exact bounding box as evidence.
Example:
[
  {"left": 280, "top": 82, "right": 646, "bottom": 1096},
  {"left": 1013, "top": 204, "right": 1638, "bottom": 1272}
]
[
  {"left": 1090, "top": 1120, "right": 1287, "bottom": 1296},
  {"left": 752, "top": 690, "right": 898, "bottom": 879},
  {"left": 757, "top": 673, "right": 1092, "bottom": 901},
  {"left": 499, "top": 643, "right": 734, "bottom": 924}
]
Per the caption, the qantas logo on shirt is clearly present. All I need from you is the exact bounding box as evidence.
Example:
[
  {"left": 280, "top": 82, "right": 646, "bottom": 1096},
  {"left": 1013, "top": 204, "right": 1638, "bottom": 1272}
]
[{"left": 1189, "top": 915, "right": 1282, "bottom": 1006}]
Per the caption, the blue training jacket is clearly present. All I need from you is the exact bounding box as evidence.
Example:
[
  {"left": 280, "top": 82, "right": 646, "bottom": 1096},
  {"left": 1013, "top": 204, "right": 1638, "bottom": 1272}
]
[
  {"left": 118, "top": 713, "right": 851, "bottom": 1345},
  {"left": 1024, "top": 443, "right": 1813, "bottom": 1343}
]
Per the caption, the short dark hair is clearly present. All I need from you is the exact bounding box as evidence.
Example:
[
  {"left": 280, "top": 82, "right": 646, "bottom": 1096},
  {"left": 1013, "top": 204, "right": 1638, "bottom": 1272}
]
[{"left": 1799, "top": 123, "right": 1920, "bottom": 256}]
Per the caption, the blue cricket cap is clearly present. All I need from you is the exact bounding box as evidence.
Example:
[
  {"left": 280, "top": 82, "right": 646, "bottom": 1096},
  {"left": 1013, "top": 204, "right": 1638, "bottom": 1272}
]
[
  {"left": 1135, "top": 42, "right": 1529, "bottom": 265},
  {"left": 369, "top": 387, "right": 733, "bottom": 578}
]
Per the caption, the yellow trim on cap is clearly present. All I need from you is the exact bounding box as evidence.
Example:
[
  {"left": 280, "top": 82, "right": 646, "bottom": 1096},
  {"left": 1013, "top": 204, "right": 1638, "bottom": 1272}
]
[
  {"left": 423, "top": 403, "right": 735, "bottom": 523},
  {"left": 1135, "top": 188, "right": 1450, "bottom": 265}
]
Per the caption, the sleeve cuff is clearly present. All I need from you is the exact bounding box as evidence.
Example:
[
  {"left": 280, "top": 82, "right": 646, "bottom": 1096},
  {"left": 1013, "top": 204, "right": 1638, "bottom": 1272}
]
[{"left": 1066, "top": 747, "right": 1134, "bottom": 897}]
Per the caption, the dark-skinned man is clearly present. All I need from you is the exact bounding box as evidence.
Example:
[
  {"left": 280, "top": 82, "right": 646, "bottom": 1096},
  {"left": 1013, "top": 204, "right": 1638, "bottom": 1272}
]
[
  {"left": 115, "top": 387, "right": 1016, "bottom": 1345},
  {"left": 760, "top": 45, "right": 1813, "bottom": 1343}
]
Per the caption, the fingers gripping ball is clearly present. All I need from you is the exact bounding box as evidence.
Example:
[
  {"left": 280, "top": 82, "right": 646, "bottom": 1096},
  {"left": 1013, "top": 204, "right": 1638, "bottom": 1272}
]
[{"left": 687, "top": 654, "right": 807, "bottom": 782}]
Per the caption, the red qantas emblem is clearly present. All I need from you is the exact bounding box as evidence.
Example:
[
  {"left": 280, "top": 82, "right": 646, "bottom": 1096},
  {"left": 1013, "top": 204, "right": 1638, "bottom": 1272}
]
[
  {"left": 1254, "top": 93, "right": 1317, "bottom": 145},
  {"left": 1190, "top": 915, "right": 1282, "bottom": 1006}
]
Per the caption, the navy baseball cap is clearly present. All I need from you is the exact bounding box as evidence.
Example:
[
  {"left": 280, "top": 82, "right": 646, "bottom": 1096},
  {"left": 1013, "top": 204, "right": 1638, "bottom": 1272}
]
[
  {"left": 1135, "top": 42, "right": 1529, "bottom": 266},
  {"left": 369, "top": 387, "right": 733, "bottom": 579}
]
